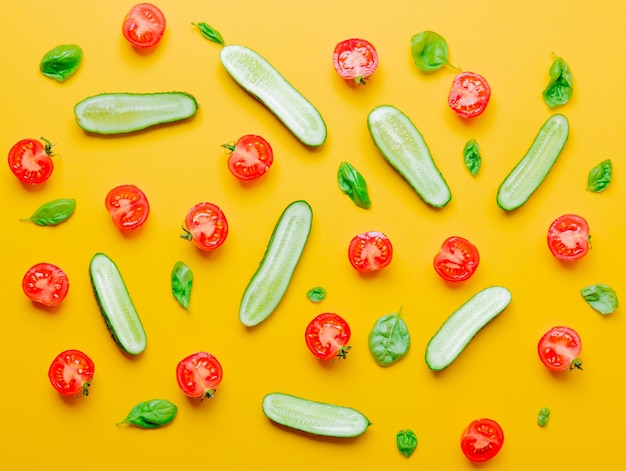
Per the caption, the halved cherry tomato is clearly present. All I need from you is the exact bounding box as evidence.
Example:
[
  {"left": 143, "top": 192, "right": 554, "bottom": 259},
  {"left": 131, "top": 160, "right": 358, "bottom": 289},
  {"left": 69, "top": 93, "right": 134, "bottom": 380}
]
[
  {"left": 460, "top": 418, "right": 504, "bottom": 462},
  {"left": 8, "top": 137, "right": 54, "bottom": 185},
  {"left": 538, "top": 325, "right": 582, "bottom": 371},
  {"left": 305, "top": 313, "right": 351, "bottom": 361},
  {"left": 223, "top": 135, "right": 273, "bottom": 181},
  {"left": 547, "top": 214, "right": 590, "bottom": 261},
  {"left": 176, "top": 352, "right": 223, "bottom": 400},
  {"left": 105, "top": 184, "right": 150, "bottom": 231},
  {"left": 333, "top": 38, "right": 379, "bottom": 85},
  {"left": 448, "top": 71, "right": 491, "bottom": 118},
  {"left": 22, "top": 262, "right": 69, "bottom": 307},
  {"left": 122, "top": 3, "right": 166, "bottom": 49},
  {"left": 180, "top": 202, "right": 228, "bottom": 251},
  {"left": 433, "top": 236, "right": 480, "bottom": 282},
  {"left": 348, "top": 231, "right": 392, "bottom": 272},
  {"left": 48, "top": 349, "right": 94, "bottom": 397}
]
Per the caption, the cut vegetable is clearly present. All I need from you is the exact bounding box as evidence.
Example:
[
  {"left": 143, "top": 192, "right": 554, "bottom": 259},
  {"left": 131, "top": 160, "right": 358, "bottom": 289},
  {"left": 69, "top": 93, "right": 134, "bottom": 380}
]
[
  {"left": 496, "top": 114, "right": 569, "bottom": 210},
  {"left": 367, "top": 104, "right": 451, "bottom": 208},
  {"left": 239, "top": 200, "right": 312, "bottom": 327},
  {"left": 425, "top": 286, "right": 511, "bottom": 371},
  {"left": 219, "top": 45, "right": 327, "bottom": 147},
  {"left": 262, "top": 392, "right": 370, "bottom": 438},
  {"left": 74, "top": 92, "right": 198, "bottom": 134},
  {"left": 89, "top": 253, "right": 146, "bottom": 355}
]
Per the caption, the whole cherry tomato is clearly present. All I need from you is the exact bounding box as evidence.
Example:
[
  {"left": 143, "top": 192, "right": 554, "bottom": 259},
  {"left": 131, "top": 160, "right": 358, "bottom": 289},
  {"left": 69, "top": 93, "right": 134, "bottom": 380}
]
[
  {"left": 176, "top": 351, "right": 223, "bottom": 400},
  {"left": 448, "top": 71, "right": 491, "bottom": 118},
  {"left": 460, "top": 418, "right": 504, "bottom": 462},
  {"left": 537, "top": 325, "right": 582, "bottom": 371},
  {"left": 180, "top": 202, "right": 228, "bottom": 251},
  {"left": 348, "top": 231, "right": 392, "bottom": 272},
  {"left": 305, "top": 313, "right": 351, "bottom": 360},
  {"left": 433, "top": 236, "right": 480, "bottom": 282},
  {"left": 547, "top": 214, "right": 590, "bottom": 261},
  {"left": 48, "top": 349, "right": 95, "bottom": 397},
  {"left": 222, "top": 135, "right": 273, "bottom": 181},
  {"left": 105, "top": 184, "right": 150, "bottom": 231},
  {"left": 122, "top": 3, "right": 166, "bottom": 48},
  {"left": 8, "top": 137, "right": 54, "bottom": 185},
  {"left": 333, "top": 38, "right": 379, "bottom": 85},
  {"left": 22, "top": 262, "right": 69, "bottom": 307}
]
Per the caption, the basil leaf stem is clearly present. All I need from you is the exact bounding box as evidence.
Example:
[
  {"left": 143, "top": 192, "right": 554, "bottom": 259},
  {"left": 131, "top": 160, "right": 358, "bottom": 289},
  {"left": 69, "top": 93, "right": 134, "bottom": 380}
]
[
  {"left": 542, "top": 55, "right": 573, "bottom": 108},
  {"left": 368, "top": 308, "right": 410, "bottom": 366},
  {"left": 581, "top": 283, "right": 618, "bottom": 315},
  {"left": 118, "top": 399, "right": 178, "bottom": 428},
  {"left": 20, "top": 198, "right": 76, "bottom": 226},
  {"left": 338, "top": 161, "right": 371, "bottom": 209},
  {"left": 586, "top": 159, "right": 612, "bottom": 193},
  {"left": 396, "top": 429, "right": 418, "bottom": 457},
  {"left": 40, "top": 44, "right": 83, "bottom": 82},
  {"left": 410, "top": 31, "right": 458, "bottom": 72},
  {"left": 171, "top": 261, "right": 193, "bottom": 310},
  {"left": 463, "top": 139, "right": 481, "bottom": 176},
  {"left": 192, "top": 22, "right": 225, "bottom": 45}
]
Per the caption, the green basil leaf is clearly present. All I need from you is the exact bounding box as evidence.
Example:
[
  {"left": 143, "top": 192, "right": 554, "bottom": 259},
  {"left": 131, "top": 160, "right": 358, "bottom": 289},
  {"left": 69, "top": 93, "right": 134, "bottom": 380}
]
[
  {"left": 463, "top": 139, "right": 481, "bottom": 176},
  {"left": 338, "top": 161, "right": 371, "bottom": 209},
  {"left": 410, "top": 31, "right": 454, "bottom": 72},
  {"left": 40, "top": 44, "right": 83, "bottom": 82},
  {"left": 396, "top": 429, "right": 418, "bottom": 457},
  {"left": 118, "top": 399, "right": 178, "bottom": 428},
  {"left": 306, "top": 286, "right": 327, "bottom": 303},
  {"left": 537, "top": 407, "right": 551, "bottom": 427},
  {"left": 171, "top": 261, "right": 193, "bottom": 310},
  {"left": 542, "top": 55, "right": 573, "bottom": 108},
  {"left": 368, "top": 308, "right": 410, "bottom": 366},
  {"left": 192, "top": 22, "right": 225, "bottom": 45},
  {"left": 581, "top": 283, "right": 618, "bottom": 315},
  {"left": 586, "top": 159, "right": 612, "bottom": 193},
  {"left": 20, "top": 198, "right": 76, "bottom": 226}
]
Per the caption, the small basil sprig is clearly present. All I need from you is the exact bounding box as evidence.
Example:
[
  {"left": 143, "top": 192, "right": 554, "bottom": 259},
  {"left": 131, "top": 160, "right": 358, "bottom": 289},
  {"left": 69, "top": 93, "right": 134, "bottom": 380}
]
[
  {"left": 410, "top": 31, "right": 457, "bottom": 72},
  {"left": 396, "top": 429, "right": 418, "bottom": 457},
  {"left": 40, "top": 44, "right": 83, "bottom": 82},
  {"left": 542, "top": 55, "right": 573, "bottom": 108},
  {"left": 581, "top": 283, "right": 618, "bottom": 315},
  {"left": 21, "top": 198, "right": 76, "bottom": 226},
  {"left": 306, "top": 286, "right": 327, "bottom": 303},
  {"left": 118, "top": 399, "right": 178, "bottom": 429},
  {"left": 171, "top": 261, "right": 193, "bottom": 310},
  {"left": 192, "top": 22, "right": 225, "bottom": 45},
  {"left": 586, "top": 159, "right": 612, "bottom": 193},
  {"left": 338, "top": 161, "right": 371, "bottom": 209},
  {"left": 537, "top": 407, "right": 551, "bottom": 427},
  {"left": 368, "top": 308, "right": 410, "bottom": 366},
  {"left": 463, "top": 139, "right": 481, "bottom": 176}
]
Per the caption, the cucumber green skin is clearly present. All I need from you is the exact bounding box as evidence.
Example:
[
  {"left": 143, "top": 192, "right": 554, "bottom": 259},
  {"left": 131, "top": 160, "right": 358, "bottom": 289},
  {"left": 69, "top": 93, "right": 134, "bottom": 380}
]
[
  {"left": 367, "top": 104, "right": 451, "bottom": 208},
  {"left": 425, "top": 286, "right": 512, "bottom": 371},
  {"left": 496, "top": 114, "right": 569, "bottom": 211},
  {"left": 219, "top": 45, "right": 327, "bottom": 148},
  {"left": 239, "top": 201, "right": 312, "bottom": 327},
  {"left": 262, "top": 392, "right": 371, "bottom": 438},
  {"left": 74, "top": 92, "right": 198, "bottom": 134},
  {"left": 89, "top": 253, "right": 147, "bottom": 355}
]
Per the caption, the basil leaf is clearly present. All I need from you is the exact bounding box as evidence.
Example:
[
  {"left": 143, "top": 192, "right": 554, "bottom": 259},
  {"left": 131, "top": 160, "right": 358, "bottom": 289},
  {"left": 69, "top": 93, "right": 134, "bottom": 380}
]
[
  {"left": 20, "top": 198, "right": 76, "bottom": 226},
  {"left": 586, "top": 159, "right": 612, "bottom": 193},
  {"left": 118, "top": 399, "right": 178, "bottom": 428},
  {"left": 396, "top": 429, "right": 418, "bottom": 457},
  {"left": 463, "top": 139, "right": 481, "bottom": 176},
  {"left": 171, "top": 261, "right": 193, "bottom": 310},
  {"left": 338, "top": 162, "right": 371, "bottom": 209},
  {"left": 537, "top": 407, "right": 551, "bottom": 427},
  {"left": 542, "top": 55, "right": 573, "bottom": 108},
  {"left": 192, "top": 22, "right": 225, "bottom": 45},
  {"left": 306, "top": 286, "right": 327, "bottom": 303},
  {"left": 40, "top": 44, "right": 83, "bottom": 82},
  {"left": 581, "top": 283, "right": 618, "bottom": 315},
  {"left": 410, "top": 31, "right": 455, "bottom": 72},
  {"left": 368, "top": 308, "right": 410, "bottom": 366}
]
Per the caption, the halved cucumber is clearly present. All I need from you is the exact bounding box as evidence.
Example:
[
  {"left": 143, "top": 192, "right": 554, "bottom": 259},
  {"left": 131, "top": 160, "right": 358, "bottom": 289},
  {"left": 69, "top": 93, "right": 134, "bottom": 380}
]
[
  {"left": 74, "top": 92, "right": 198, "bottom": 134},
  {"left": 262, "top": 392, "right": 371, "bottom": 438},
  {"left": 496, "top": 114, "right": 569, "bottom": 211},
  {"left": 425, "top": 286, "right": 512, "bottom": 371},
  {"left": 89, "top": 253, "right": 146, "bottom": 355},
  {"left": 219, "top": 45, "right": 327, "bottom": 147},
  {"left": 239, "top": 200, "right": 312, "bottom": 327},
  {"left": 367, "top": 104, "right": 451, "bottom": 208}
]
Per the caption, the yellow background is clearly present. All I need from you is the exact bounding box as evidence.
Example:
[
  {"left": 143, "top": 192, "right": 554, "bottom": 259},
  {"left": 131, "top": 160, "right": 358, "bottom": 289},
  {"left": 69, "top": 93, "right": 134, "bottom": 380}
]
[{"left": 1, "top": 0, "right": 624, "bottom": 468}]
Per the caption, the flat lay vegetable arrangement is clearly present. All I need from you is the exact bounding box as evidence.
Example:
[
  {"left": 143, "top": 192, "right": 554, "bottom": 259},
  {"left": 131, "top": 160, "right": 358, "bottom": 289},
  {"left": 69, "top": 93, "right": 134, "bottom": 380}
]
[{"left": 2, "top": 1, "right": 625, "bottom": 469}]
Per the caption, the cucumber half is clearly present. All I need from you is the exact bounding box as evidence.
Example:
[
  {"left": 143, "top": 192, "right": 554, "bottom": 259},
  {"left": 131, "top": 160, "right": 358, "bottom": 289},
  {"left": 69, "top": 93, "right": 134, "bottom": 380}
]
[
  {"left": 425, "top": 286, "right": 512, "bottom": 371},
  {"left": 89, "top": 253, "right": 146, "bottom": 355},
  {"left": 219, "top": 45, "right": 327, "bottom": 147},
  {"left": 262, "top": 392, "right": 371, "bottom": 438},
  {"left": 496, "top": 113, "right": 569, "bottom": 211},
  {"left": 74, "top": 92, "right": 198, "bottom": 134},
  {"left": 367, "top": 104, "right": 451, "bottom": 208}
]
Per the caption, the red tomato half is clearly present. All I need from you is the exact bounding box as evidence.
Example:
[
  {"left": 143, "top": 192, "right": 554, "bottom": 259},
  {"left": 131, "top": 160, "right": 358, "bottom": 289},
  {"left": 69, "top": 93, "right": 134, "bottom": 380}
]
[
  {"left": 538, "top": 326, "right": 582, "bottom": 371},
  {"left": 333, "top": 38, "right": 379, "bottom": 85},
  {"left": 8, "top": 138, "right": 54, "bottom": 185},
  {"left": 48, "top": 349, "right": 95, "bottom": 397},
  {"left": 176, "top": 352, "right": 223, "bottom": 399},
  {"left": 22, "top": 262, "right": 69, "bottom": 307},
  {"left": 348, "top": 231, "right": 392, "bottom": 272},
  {"left": 460, "top": 418, "right": 504, "bottom": 462},
  {"left": 433, "top": 236, "right": 480, "bottom": 282},
  {"left": 448, "top": 71, "right": 491, "bottom": 118},
  {"left": 181, "top": 202, "right": 228, "bottom": 251},
  {"left": 547, "top": 214, "right": 590, "bottom": 261},
  {"left": 223, "top": 135, "right": 273, "bottom": 181},
  {"left": 305, "top": 313, "right": 351, "bottom": 361},
  {"left": 105, "top": 184, "right": 150, "bottom": 231},
  {"left": 122, "top": 3, "right": 166, "bottom": 48}
]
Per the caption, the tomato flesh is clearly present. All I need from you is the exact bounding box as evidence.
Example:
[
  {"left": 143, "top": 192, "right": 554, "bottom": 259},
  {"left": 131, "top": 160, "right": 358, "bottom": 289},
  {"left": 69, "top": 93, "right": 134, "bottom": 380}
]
[
  {"left": 433, "top": 236, "right": 480, "bottom": 282},
  {"left": 8, "top": 138, "right": 54, "bottom": 185},
  {"left": 105, "top": 184, "right": 150, "bottom": 231},
  {"left": 448, "top": 71, "right": 491, "bottom": 118},
  {"left": 538, "top": 325, "right": 582, "bottom": 371},
  {"left": 305, "top": 313, "right": 351, "bottom": 360},
  {"left": 122, "top": 3, "right": 166, "bottom": 48},
  {"left": 22, "top": 262, "right": 69, "bottom": 307},
  {"left": 48, "top": 349, "right": 94, "bottom": 397},
  {"left": 348, "top": 231, "right": 392, "bottom": 272},
  {"left": 333, "top": 38, "right": 378, "bottom": 85},
  {"left": 181, "top": 202, "right": 229, "bottom": 251},
  {"left": 225, "top": 134, "right": 273, "bottom": 181},
  {"left": 176, "top": 352, "right": 223, "bottom": 399},
  {"left": 547, "top": 214, "right": 590, "bottom": 261},
  {"left": 460, "top": 418, "right": 504, "bottom": 462}
]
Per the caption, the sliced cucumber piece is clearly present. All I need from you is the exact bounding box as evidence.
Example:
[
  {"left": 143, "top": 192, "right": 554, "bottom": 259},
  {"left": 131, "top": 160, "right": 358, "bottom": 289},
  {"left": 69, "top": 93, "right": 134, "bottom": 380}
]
[
  {"left": 367, "top": 104, "right": 451, "bottom": 208},
  {"left": 89, "top": 253, "right": 146, "bottom": 355},
  {"left": 239, "top": 200, "right": 312, "bottom": 327},
  {"left": 425, "top": 286, "right": 512, "bottom": 371},
  {"left": 74, "top": 92, "right": 198, "bottom": 134},
  {"left": 262, "top": 392, "right": 371, "bottom": 438},
  {"left": 496, "top": 114, "right": 569, "bottom": 211},
  {"left": 219, "top": 45, "right": 327, "bottom": 147}
]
